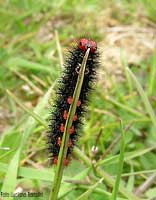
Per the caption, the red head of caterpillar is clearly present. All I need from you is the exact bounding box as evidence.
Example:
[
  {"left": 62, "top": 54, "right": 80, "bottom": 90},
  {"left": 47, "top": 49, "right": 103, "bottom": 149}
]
[
  {"left": 79, "top": 38, "right": 97, "bottom": 53},
  {"left": 48, "top": 38, "right": 99, "bottom": 166}
]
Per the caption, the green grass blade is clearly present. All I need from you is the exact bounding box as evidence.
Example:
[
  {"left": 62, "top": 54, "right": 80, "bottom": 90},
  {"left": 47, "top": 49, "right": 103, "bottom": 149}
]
[
  {"left": 105, "top": 96, "right": 144, "bottom": 117},
  {"left": 121, "top": 169, "right": 156, "bottom": 177},
  {"left": 7, "top": 57, "right": 51, "bottom": 73},
  {"left": 76, "top": 178, "right": 104, "bottom": 200},
  {"left": 147, "top": 53, "right": 156, "bottom": 96},
  {"left": 98, "top": 145, "right": 156, "bottom": 166},
  {"left": 126, "top": 166, "right": 134, "bottom": 192},
  {"left": 111, "top": 121, "right": 125, "bottom": 200},
  {"left": 126, "top": 67, "right": 156, "bottom": 129},
  {"left": 0, "top": 162, "right": 54, "bottom": 181},
  {"left": 121, "top": 50, "right": 133, "bottom": 92},
  {"left": 49, "top": 48, "right": 90, "bottom": 200},
  {"left": 77, "top": 185, "right": 127, "bottom": 200},
  {"left": 1, "top": 149, "right": 20, "bottom": 200}
]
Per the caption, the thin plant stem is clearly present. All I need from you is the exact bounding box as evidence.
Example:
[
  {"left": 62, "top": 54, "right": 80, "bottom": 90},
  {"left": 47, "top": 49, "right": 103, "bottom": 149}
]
[
  {"left": 126, "top": 67, "right": 156, "bottom": 129},
  {"left": 110, "top": 120, "right": 125, "bottom": 200}
]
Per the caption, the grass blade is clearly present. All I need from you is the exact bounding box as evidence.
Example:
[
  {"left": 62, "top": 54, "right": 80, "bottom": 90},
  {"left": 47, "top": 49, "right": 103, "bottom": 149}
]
[
  {"left": 1, "top": 149, "right": 20, "bottom": 199},
  {"left": 98, "top": 145, "right": 156, "bottom": 166},
  {"left": 147, "top": 53, "right": 156, "bottom": 96},
  {"left": 7, "top": 57, "right": 51, "bottom": 73},
  {"left": 104, "top": 96, "right": 144, "bottom": 117},
  {"left": 111, "top": 121, "right": 125, "bottom": 200},
  {"left": 76, "top": 178, "right": 104, "bottom": 200},
  {"left": 121, "top": 50, "right": 133, "bottom": 92},
  {"left": 126, "top": 67, "right": 156, "bottom": 129}
]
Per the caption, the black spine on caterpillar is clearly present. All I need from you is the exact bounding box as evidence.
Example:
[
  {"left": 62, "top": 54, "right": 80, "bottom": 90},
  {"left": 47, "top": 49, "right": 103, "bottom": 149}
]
[{"left": 48, "top": 38, "right": 99, "bottom": 166}]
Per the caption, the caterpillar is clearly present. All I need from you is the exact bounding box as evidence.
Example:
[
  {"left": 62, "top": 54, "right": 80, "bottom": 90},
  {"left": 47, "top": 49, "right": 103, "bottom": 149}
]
[{"left": 48, "top": 38, "right": 99, "bottom": 166}]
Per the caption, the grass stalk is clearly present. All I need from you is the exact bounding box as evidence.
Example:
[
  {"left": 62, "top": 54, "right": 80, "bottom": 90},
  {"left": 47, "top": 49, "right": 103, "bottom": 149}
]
[
  {"left": 121, "top": 50, "right": 133, "bottom": 93},
  {"left": 76, "top": 178, "right": 104, "bottom": 200},
  {"left": 126, "top": 67, "right": 156, "bottom": 129},
  {"left": 147, "top": 51, "right": 156, "bottom": 96},
  {"left": 110, "top": 120, "right": 125, "bottom": 200}
]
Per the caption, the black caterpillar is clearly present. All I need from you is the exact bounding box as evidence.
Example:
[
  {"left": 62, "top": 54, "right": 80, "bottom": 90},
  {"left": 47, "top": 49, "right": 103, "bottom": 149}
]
[{"left": 48, "top": 38, "right": 99, "bottom": 166}]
